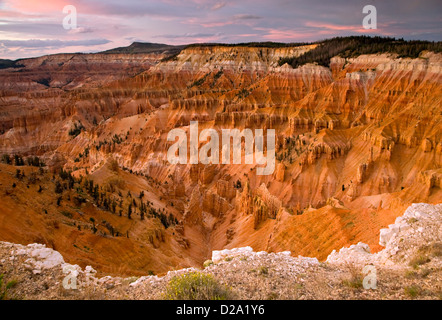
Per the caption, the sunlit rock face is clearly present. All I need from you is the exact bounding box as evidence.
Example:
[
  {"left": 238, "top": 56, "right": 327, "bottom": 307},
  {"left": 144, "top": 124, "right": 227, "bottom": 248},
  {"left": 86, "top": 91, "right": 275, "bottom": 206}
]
[{"left": 0, "top": 44, "right": 440, "bottom": 275}]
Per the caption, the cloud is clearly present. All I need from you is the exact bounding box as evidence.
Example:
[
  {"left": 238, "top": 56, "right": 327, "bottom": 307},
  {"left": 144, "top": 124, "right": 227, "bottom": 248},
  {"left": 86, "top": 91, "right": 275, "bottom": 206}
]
[
  {"left": 257, "top": 28, "right": 316, "bottom": 41},
  {"left": 152, "top": 32, "right": 225, "bottom": 43},
  {"left": 0, "top": 38, "right": 111, "bottom": 48},
  {"left": 68, "top": 27, "right": 94, "bottom": 34},
  {"left": 305, "top": 22, "right": 365, "bottom": 32},
  {"left": 0, "top": 21, "right": 67, "bottom": 36},
  {"left": 154, "top": 33, "right": 220, "bottom": 39},
  {"left": 2, "top": 0, "right": 67, "bottom": 13},
  {"left": 211, "top": 2, "right": 227, "bottom": 11},
  {"left": 185, "top": 14, "right": 262, "bottom": 28},
  {"left": 0, "top": 0, "right": 440, "bottom": 59},
  {"left": 0, "top": 9, "right": 46, "bottom": 19},
  {"left": 233, "top": 14, "right": 262, "bottom": 20}
]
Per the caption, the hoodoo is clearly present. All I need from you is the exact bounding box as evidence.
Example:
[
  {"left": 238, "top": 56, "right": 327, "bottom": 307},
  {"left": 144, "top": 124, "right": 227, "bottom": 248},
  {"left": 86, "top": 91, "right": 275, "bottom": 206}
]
[{"left": 0, "top": 37, "right": 440, "bottom": 281}]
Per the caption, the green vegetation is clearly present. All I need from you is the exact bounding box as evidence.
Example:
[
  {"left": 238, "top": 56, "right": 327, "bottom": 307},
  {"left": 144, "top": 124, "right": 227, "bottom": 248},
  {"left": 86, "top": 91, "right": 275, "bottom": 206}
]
[
  {"left": 3, "top": 153, "right": 178, "bottom": 238},
  {"left": 236, "top": 88, "right": 251, "bottom": 99},
  {"left": 0, "top": 59, "right": 24, "bottom": 70},
  {"left": 68, "top": 122, "right": 85, "bottom": 137},
  {"left": 407, "top": 217, "right": 418, "bottom": 224},
  {"left": 213, "top": 70, "right": 223, "bottom": 81},
  {"left": 279, "top": 36, "right": 442, "bottom": 68},
  {"left": 161, "top": 52, "right": 181, "bottom": 62},
  {"left": 111, "top": 134, "right": 123, "bottom": 145},
  {"left": 342, "top": 265, "right": 363, "bottom": 289},
  {"left": 13, "top": 155, "right": 25, "bottom": 166},
  {"left": 190, "top": 73, "right": 210, "bottom": 88},
  {"left": 149, "top": 206, "right": 178, "bottom": 229},
  {"left": 105, "top": 37, "right": 441, "bottom": 71},
  {"left": 203, "top": 260, "right": 214, "bottom": 268},
  {"left": 409, "top": 243, "right": 442, "bottom": 269},
  {"left": 164, "top": 272, "right": 233, "bottom": 300},
  {"left": 0, "top": 274, "right": 17, "bottom": 300},
  {"left": 61, "top": 211, "right": 73, "bottom": 219},
  {"left": 26, "top": 156, "right": 45, "bottom": 167},
  {"left": 1, "top": 154, "right": 11, "bottom": 165},
  {"left": 404, "top": 285, "right": 421, "bottom": 298},
  {"left": 55, "top": 180, "right": 64, "bottom": 194},
  {"left": 257, "top": 266, "right": 269, "bottom": 275},
  {"left": 409, "top": 255, "right": 431, "bottom": 269},
  {"left": 342, "top": 277, "right": 363, "bottom": 289},
  {"left": 36, "top": 78, "right": 50, "bottom": 87}
]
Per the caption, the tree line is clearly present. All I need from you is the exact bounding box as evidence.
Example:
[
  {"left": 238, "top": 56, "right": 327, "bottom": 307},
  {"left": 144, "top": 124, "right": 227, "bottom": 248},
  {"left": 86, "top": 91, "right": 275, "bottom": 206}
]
[
  {"left": 278, "top": 36, "right": 442, "bottom": 68},
  {"left": 1, "top": 154, "right": 45, "bottom": 167}
]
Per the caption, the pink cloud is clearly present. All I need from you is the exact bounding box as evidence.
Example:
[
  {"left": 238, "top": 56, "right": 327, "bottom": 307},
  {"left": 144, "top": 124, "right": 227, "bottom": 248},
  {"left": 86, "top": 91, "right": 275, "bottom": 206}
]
[
  {"left": 200, "top": 21, "right": 234, "bottom": 28},
  {"left": 305, "top": 21, "right": 389, "bottom": 35},
  {"left": 4, "top": 0, "right": 69, "bottom": 13},
  {"left": 3, "top": 0, "right": 108, "bottom": 17},
  {"left": 211, "top": 2, "right": 227, "bottom": 11},
  {"left": 235, "top": 33, "right": 260, "bottom": 38},
  {"left": 0, "top": 9, "right": 46, "bottom": 18},
  {"left": 252, "top": 27, "right": 315, "bottom": 42}
]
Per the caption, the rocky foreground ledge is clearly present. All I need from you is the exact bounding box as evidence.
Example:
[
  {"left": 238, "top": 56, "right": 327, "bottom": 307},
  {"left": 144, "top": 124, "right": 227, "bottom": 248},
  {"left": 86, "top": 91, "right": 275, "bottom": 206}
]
[{"left": 0, "top": 203, "right": 441, "bottom": 300}]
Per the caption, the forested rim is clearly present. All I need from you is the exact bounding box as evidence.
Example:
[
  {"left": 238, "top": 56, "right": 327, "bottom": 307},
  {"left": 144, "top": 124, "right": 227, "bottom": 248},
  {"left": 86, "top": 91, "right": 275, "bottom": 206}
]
[
  {"left": 2, "top": 36, "right": 440, "bottom": 68},
  {"left": 278, "top": 36, "right": 442, "bottom": 68}
]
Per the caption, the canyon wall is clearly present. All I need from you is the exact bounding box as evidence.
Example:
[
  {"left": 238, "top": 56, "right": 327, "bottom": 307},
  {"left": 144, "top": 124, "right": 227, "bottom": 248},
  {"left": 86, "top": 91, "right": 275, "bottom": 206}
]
[{"left": 0, "top": 45, "right": 440, "bottom": 273}]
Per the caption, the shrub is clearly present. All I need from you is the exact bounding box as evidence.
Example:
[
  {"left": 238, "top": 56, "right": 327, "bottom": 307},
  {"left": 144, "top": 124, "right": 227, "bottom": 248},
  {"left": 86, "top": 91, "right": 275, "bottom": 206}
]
[
  {"left": 164, "top": 272, "right": 233, "bottom": 300},
  {"left": 27, "top": 156, "right": 44, "bottom": 167},
  {"left": 203, "top": 260, "right": 214, "bottom": 268},
  {"left": 405, "top": 270, "right": 418, "bottom": 279},
  {"left": 69, "top": 122, "right": 85, "bottom": 137},
  {"left": 257, "top": 266, "right": 269, "bottom": 275},
  {"left": 419, "top": 242, "right": 442, "bottom": 258},
  {"left": 404, "top": 285, "right": 421, "bottom": 298},
  {"left": 342, "top": 264, "right": 363, "bottom": 289},
  {"left": 60, "top": 211, "right": 73, "bottom": 218},
  {"left": 1, "top": 154, "right": 11, "bottom": 164},
  {"left": 109, "top": 158, "right": 119, "bottom": 172},
  {"left": 408, "top": 243, "right": 440, "bottom": 270},
  {"left": 73, "top": 195, "right": 86, "bottom": 207},
  {"left": 342, "top": 277, "right": 363, "bottom": 289},
  {"left": 409, "top": 255, "right": 431, "bottom": 269},
  {"left": 420, "top": 268, "right": 431, "bottom": 278},
  {"left": 13, "top": 154, "right": 24, "bottom": 166},
  {"left": 0, "top": 274, "right": 17, "bottom": 300},
  {"left": 55, "top": 181, "right": 63, "bottom": 194}
]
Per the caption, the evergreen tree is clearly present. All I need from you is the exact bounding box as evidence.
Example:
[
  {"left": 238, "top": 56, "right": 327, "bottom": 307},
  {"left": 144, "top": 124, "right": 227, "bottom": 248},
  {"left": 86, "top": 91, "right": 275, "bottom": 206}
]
[{"left": 128, "top": 204, "right": 132, "bottom": 219}]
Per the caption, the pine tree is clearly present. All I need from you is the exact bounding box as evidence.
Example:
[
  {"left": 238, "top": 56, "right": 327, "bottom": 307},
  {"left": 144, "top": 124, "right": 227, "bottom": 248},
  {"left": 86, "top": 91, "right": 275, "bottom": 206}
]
[
  {"left": 55, "top": 181, "right": 63, "bottom": 194},
  {"left": 90, "top": 217, "right": 97, "bottom": 234},
  {"left": 128, "top": 204, "right": 132, "bottom": 219}
]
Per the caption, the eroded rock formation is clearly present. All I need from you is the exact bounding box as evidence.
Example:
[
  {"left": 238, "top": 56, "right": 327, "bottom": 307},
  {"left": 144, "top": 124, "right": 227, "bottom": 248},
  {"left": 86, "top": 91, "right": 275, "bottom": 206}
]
[{"left": 0, "top": 43, "right": 440, "bottom": 274}]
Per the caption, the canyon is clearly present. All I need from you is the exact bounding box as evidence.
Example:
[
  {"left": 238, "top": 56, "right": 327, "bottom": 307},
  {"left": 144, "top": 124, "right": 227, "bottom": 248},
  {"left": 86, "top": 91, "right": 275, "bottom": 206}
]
[{"left": 0, "top": 41, "right": 441, "bottom": 277}]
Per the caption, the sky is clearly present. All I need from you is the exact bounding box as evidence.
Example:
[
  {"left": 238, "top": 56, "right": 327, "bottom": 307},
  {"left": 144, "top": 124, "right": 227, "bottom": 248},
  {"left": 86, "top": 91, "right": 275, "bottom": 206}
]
[{"left": 0, "top": 0, "right": 441, "bottom": 59}]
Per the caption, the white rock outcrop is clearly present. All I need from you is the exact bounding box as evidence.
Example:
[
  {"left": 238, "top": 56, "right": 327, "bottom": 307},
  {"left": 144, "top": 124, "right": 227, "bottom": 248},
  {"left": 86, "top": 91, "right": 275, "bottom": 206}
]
[
  {"left": 14, "top": 243, "right": 65, "bottom": 274},
  {"left": 212, "top": 246, "right": 254, "bottom": 263},
  {"left": 211, "top": 246, "right": 319, "bottom": 272},
  {"left": 326, "top": 203, "right": 442, "bottom": 266},
  {"left": 1, "top": 202, "right": 439, "bottom": 294}
]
